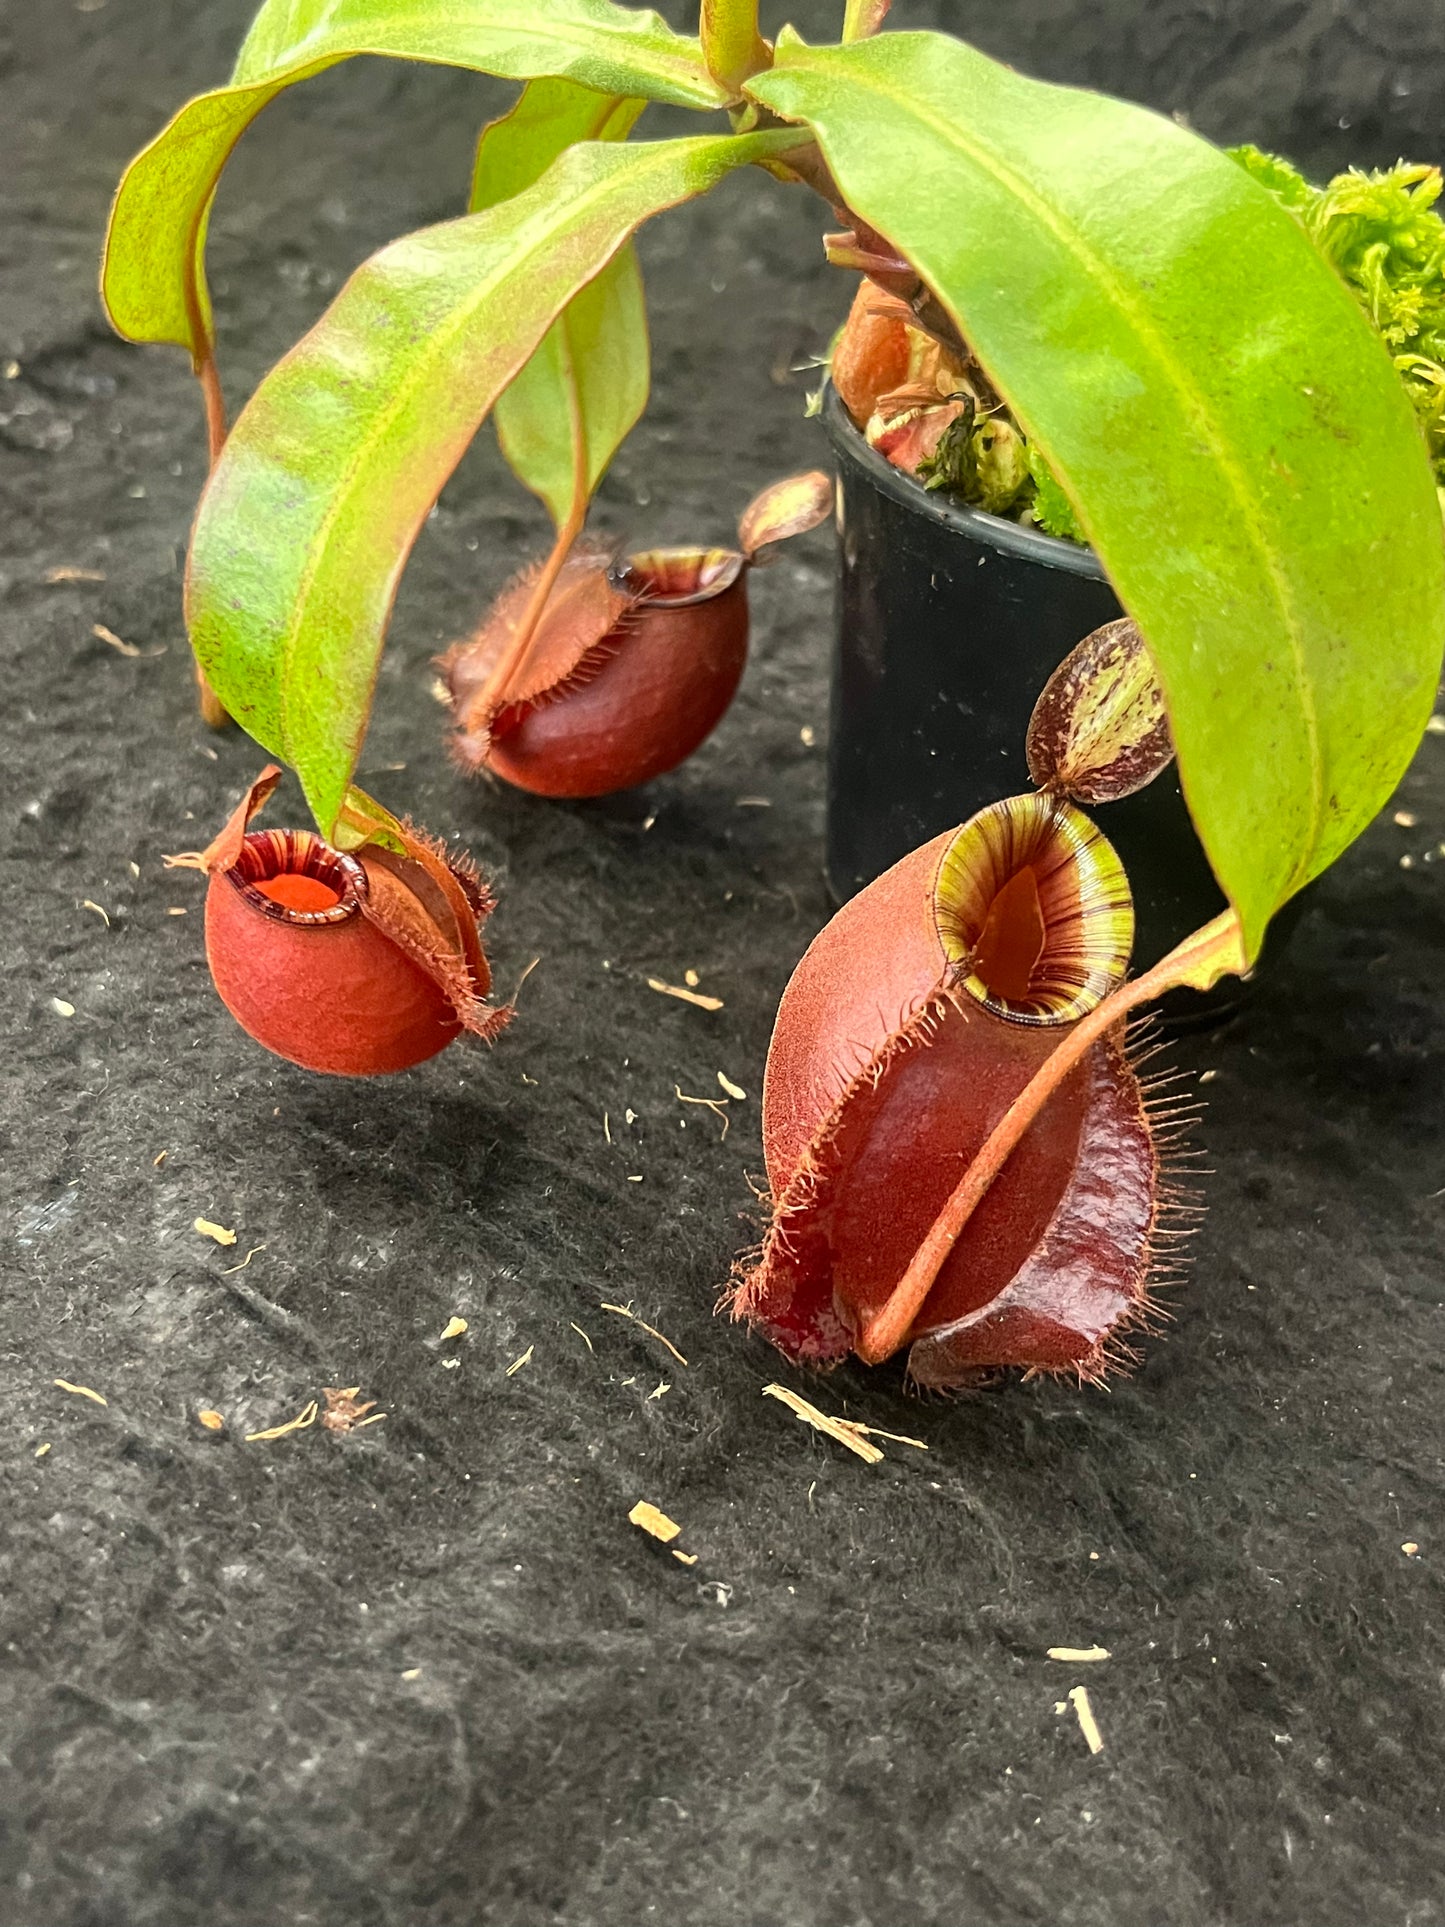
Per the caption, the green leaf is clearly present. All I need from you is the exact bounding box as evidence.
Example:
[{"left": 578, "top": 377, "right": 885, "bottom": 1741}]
[
  {"left": 185, "top": 130, "right": 791, "bottom": 835},
  {"left": 469, "top": 74, "right": 643, "bottom": 207},
  {"left": 101, "top": 0, "right": 725, "bottom": 365},
  {"left": 472, "top": 79, "right": 649, "bottom": 528},
  {"left": 750, "top": 34, "right": 1445, "bottom": 957}
]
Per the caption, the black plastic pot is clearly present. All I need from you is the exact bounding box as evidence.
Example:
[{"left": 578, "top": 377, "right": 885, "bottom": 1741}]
[{"left": 822, "top": 382, "right": 1230, "bottom": 976}]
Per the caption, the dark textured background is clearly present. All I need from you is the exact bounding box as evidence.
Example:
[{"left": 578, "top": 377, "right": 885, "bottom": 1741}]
[{"left": 4, "top": 3, "right": 1445, "bottom": 1923}]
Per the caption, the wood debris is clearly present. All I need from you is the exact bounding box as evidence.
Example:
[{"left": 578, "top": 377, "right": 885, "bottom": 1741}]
[
  {"left": 93, "top": 621, "right": 140, "bottom": 656},
  {"left": 629, "top": 1500, "right": 681, "bottom": 1544},
  {"left": 849, "top": 1419, "right": 930, "bottom": 1450},
  {"left": 221, "top": 1244, "right": 266, "bottom": 1275},
  {"left": 505, "top": 1345, "right": 533, "bottom": 1376},
  {"left": 45, "top": 565, "right": 106, "bottom": 583},
  {"left": 646, "top": 1380, "right": 671, "bottom": 1401},
  {"left": 763, "top": 1384, "right": 882, "bottom": 1463},
  {"left": 35, "top": 1442, "right": 51, "bottom": 1458},
  {"left": 152, "top": 1151, "right": 168, "bottom": 1167},
  {"left": 1047, "top": 1645, "right": 1111, "bottom": 1663},
  {"left": 320, "top": 1386, "right": 383, "bottom": 1433},
  {"left": 675, "top": 1085, "right": 730, "bottom": 1138},
  {"left": 735, "top": 796, "right": 772, "bottom": 807},
  {"left": 762, "top": 1384, "right": 928, "bottom": 1463},
  {"left": 599, "top": 1302, "right": 688, "bottom": 1366},
  {"left": 1062, "top": 1684, "right": 1105, "bottom": 1755},
  {"left": 717, "top": 1072, "right": 746, "bottom": 1100},
  {"left": 82, "top": 899, "right": 110, "bottom": 927},
  {"left": 647, "top": 977, "right": 724, "bottom": 1012},
  {"left": 439, "top": 1316, "right": 468, "bottom": 1341},
  {"left": 194, "top": 1217, "right": 237, "bottom": 1247},
  {"left": 672, "top": 1549, "right": 698, "bottom": 1567},
  {"left": 570, "top": 1322, "right": 594, "bottom": 1352},
  {"left": 245, "top": 1399, "right": 317, "bottom": 1443},
  {"left": 684, "top": 968, "right": 701, "bottom": 987},
  {"left": 54, "top": 1378, "right": 107, "bottom": 1407},
  {"left": 197, "top": 1409, "right": 225, "bottom": 1432}
]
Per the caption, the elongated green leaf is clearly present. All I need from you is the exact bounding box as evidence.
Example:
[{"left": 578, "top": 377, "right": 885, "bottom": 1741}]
[
  {"left": 472, "top": 79, "right": 649, "bottom": 527},
  {"left": 750, "top": 34, "right": 1445, "bottom": 956},
  {"left": 469, "top": 74, "right": 642, "bottom": 206},
  {"left": 185, "top": 130, "right": 791, "bottom": 834},
  {"left": 101, "top": 0, "right": 724, "bottom": 365}
]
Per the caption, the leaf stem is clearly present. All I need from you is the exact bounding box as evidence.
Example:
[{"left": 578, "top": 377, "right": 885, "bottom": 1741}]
[
  {"left": 841, "top": 0, "right": 893, "bottom": 42},
  {"left": 700, "top": 0, "right": 772, "bottom": 96},
  {"left": 475, "top": 413, "right": 593, "bottom": 721},
  {"left": 854, "top": 909, "right": 1245, "bottom": 1364},
  {"left": 198, "top": 351, "right": 227, "bottom": 468},
  {"left": 194, "top": 350, "right": 231, "bottom": 730}
]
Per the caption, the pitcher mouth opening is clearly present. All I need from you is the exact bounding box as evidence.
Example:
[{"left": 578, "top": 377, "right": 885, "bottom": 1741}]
[
  {"left": 614, "top": 546, "right": 744, "bottom": 608},
  {"left": 933, "top": 794, "right": 1134, "bottom": 1025},
  {"left": 226, "top": 829, "right": 367, "bottom": 926}
]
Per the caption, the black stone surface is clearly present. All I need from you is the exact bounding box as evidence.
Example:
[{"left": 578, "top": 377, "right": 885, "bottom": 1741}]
[{"left": 4, "top": 4, "right": 1444, "bottom": 1923}]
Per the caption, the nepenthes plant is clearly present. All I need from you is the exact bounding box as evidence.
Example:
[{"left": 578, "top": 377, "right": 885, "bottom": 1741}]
[
  {"left": 439, "top": 471, "right": 833, "bottom": 796},
  {"left": 102, "top": 0, "right": 1443, "bottom": 962},
  {"left": 102, "top": 0, "right": 1445, "bottom": 1376},
  {"left": 166, "top": 768, "right": 510, "bottom": 1075},
  {"left": 734, "top": 618, "right": 1213, "bottom": 1386}
]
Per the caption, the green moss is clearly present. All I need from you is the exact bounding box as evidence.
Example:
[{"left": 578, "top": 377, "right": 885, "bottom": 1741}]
[
  {"left": 1024, "top": 441, "right": 1084, "bottom": 543},
  {"left": 1230, "top": 145, "right": 1445, "bottom": 492},
  {"left": 917, "top": 401, "right": 1032, "bottom": 515}
]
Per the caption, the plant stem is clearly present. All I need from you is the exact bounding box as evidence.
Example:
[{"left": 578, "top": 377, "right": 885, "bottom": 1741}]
[
  {"left": 854, "top": 909, "right": 1246, "bottom": 1364},
  {"left": 199, "top": 352, "right": 227, "bottom": 468},
  {"left": 194, "top": 351, "right": 231, "bottom": 730},
  {"left": 841, "top": 0, "right": 892, "bottom": 41},
  {"left": 700, "top": 0, "right": 772, "bottom": 95}
]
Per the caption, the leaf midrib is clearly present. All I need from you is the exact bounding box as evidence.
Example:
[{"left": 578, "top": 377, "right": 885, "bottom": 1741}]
[{"left": 778, "top": 47, "right": 1326, "bottom": 891}]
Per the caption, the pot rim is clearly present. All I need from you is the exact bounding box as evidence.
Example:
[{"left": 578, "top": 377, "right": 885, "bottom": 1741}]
[{"left": 821, "top": 381, "right": 1107, "bottom": 583}]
